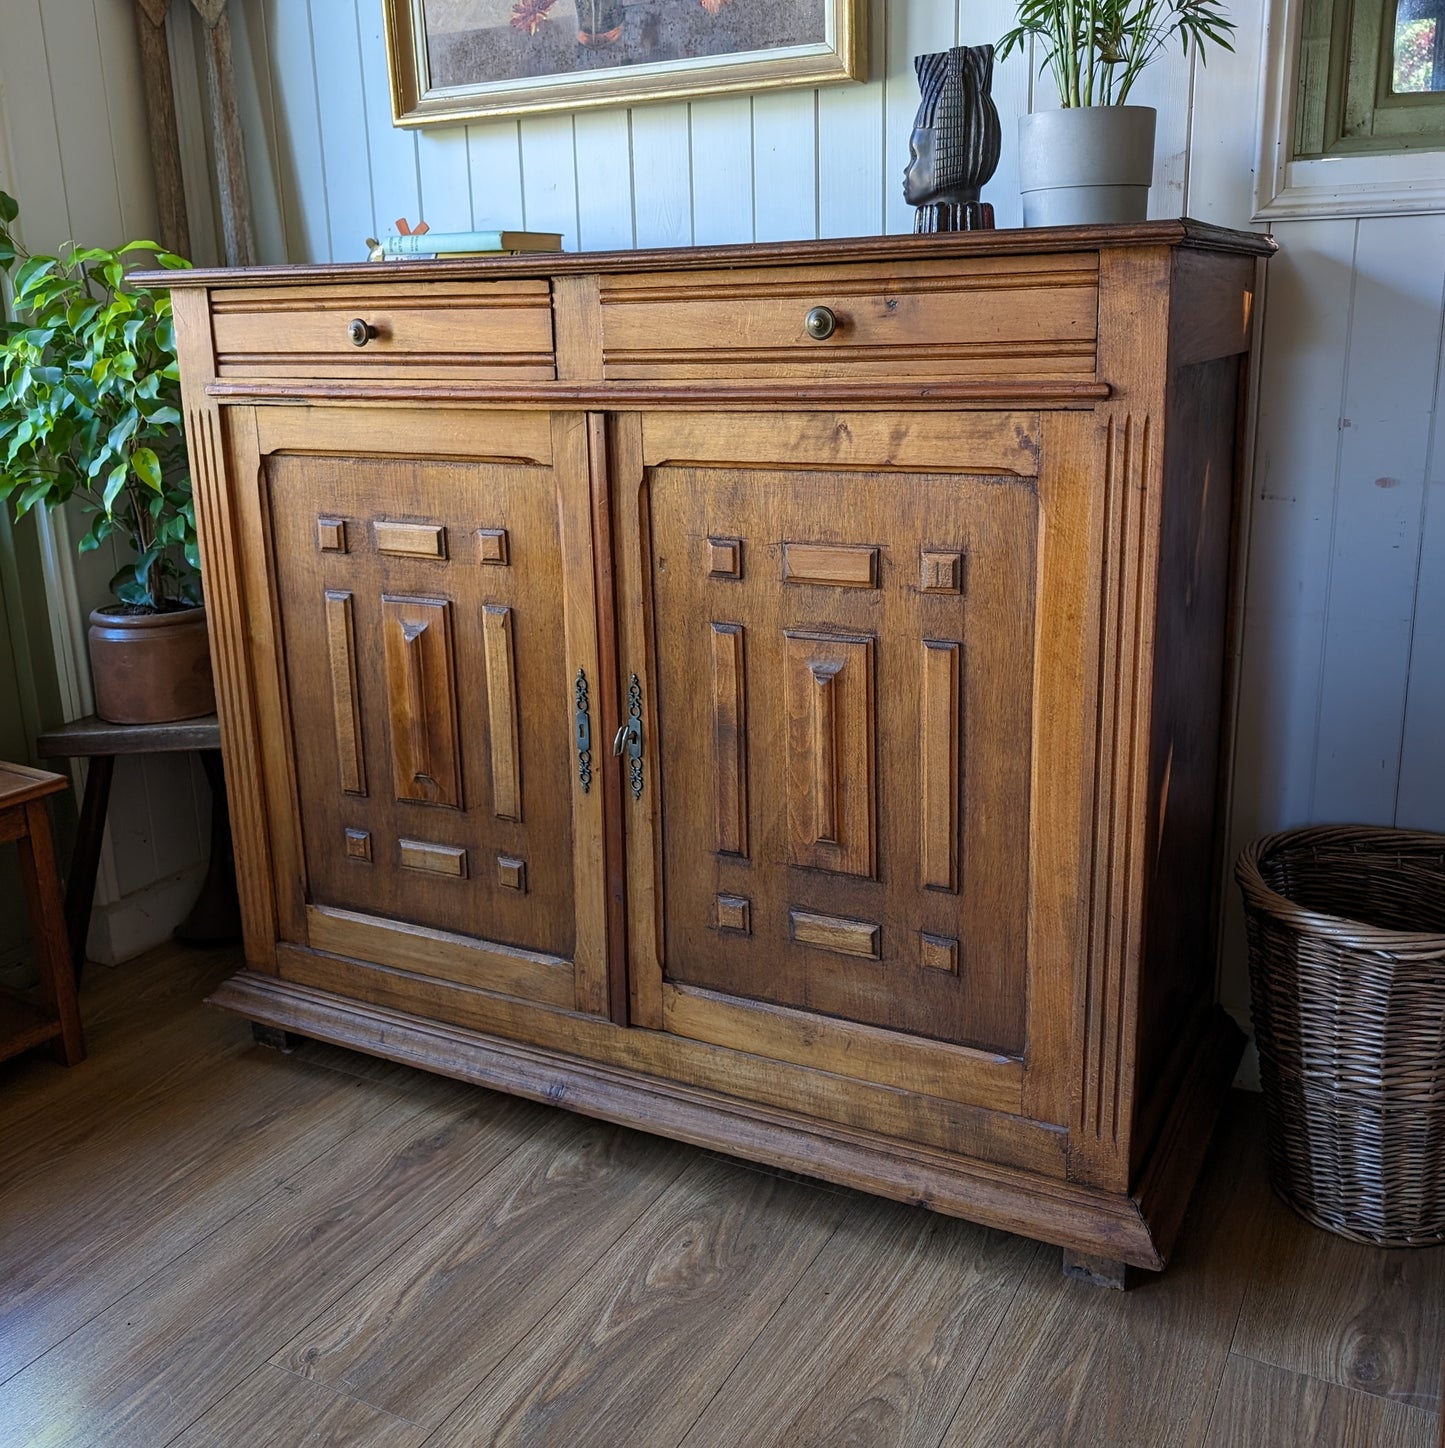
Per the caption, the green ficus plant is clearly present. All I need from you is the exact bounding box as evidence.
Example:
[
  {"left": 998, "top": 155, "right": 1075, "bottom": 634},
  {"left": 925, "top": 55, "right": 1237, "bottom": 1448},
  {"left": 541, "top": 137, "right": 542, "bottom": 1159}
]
[
  {"left": 0, "top": 189, "right": 196, "bottom": 610},
  {"left": 998, "top": 0, "right": 1234, "bottom": 107}
]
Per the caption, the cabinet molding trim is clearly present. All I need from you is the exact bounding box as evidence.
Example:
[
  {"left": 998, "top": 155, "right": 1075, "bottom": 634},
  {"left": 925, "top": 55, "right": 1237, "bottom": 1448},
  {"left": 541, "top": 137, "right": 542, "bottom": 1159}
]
[
  {"left": 305, "top": 904, "right": 573, "bottom": 1007},
  {"left": 323, "top": 589, "right": 366, "bottom": 796},
  {"left": 207, "top": 379, "right": 1115, "bottom": 411},
  {"left": 663, "top": 980, "right": 1023, "bottom": 1114},
  {"left": 211, "top": 967, "right": 1247, "bottom": 1271}
]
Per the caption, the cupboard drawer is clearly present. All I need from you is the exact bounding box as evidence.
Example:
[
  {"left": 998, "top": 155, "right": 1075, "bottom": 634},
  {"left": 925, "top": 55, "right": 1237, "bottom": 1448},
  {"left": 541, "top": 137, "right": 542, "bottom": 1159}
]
[
  {"left": 210, "top": 279, "right": 555, "bottom": 381},
  {"left": 598, "top": 254, "right": 1098, "bottom": 382}
]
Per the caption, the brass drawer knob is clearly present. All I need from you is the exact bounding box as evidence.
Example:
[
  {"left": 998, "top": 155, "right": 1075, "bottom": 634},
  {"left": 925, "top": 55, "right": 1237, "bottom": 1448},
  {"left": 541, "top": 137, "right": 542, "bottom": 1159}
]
[
  {"left": 348, "top": 318, "right": 378, "bottom": 347},
  {"left": 804, "top": 305, "right": 837, "bottom": 341}
]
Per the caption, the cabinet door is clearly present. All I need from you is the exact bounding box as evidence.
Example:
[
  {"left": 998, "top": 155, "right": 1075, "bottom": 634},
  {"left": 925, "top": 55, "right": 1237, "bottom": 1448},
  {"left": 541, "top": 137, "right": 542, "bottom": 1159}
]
[
  {"left": 231, "top": 406, "right": 612, "bottom": 1017},
  {"left": 614, "top": 410, "right": 1090, "bottom": 1121}
]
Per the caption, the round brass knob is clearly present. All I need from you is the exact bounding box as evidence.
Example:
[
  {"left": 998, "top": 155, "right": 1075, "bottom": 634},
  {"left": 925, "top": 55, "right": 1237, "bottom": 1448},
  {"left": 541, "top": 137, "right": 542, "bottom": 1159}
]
[
  {"left": 804, "top": 305, "right": 837, "bottom": 341},
  {"left": 348, "top": 318, "right": 377, "bottom": 347}
]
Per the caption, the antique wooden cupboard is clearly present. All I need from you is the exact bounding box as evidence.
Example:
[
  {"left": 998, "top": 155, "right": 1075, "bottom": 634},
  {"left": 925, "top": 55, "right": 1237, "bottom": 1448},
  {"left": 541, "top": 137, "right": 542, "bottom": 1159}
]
[{"left": 153, "top": 222, "right": 1273, "bottom": 1282}]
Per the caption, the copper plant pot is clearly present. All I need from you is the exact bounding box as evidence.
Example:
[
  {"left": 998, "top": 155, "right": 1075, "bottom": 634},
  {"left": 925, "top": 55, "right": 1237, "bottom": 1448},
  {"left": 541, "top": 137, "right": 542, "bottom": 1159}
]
[{"left": 88, "top": 605, "right": 216, "bottom": 724}]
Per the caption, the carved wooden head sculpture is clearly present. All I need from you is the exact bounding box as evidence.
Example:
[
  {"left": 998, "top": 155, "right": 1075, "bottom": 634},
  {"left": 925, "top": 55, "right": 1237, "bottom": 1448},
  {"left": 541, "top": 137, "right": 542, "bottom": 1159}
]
[{"left": 905, "top": 45, "right": 1001, "bottom": 232}]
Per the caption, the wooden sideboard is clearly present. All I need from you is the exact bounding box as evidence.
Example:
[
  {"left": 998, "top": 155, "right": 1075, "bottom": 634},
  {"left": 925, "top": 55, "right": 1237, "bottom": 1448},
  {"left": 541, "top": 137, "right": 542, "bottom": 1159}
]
[{"left": 150, "top": 221, "right": 1273, "bottom": 1282}]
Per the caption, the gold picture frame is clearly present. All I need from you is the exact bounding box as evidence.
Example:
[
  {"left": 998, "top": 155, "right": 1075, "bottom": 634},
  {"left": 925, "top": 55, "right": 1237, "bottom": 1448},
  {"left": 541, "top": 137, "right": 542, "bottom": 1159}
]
[{"left": 383, "top": 0, "right": 866, "bottom": 127}]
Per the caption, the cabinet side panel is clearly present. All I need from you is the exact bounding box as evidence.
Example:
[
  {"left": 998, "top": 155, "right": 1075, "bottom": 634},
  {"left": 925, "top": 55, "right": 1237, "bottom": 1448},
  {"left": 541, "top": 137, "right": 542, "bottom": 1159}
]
[
  {"left": 1133, "top": 353, "right": 1243, "bottom": 1171},
  {"left": 173, "top": 288, "right": 279, "bottom": 970},
  {"left": 1069, "top": 245, "right": 1172, "bottom": 1191}
]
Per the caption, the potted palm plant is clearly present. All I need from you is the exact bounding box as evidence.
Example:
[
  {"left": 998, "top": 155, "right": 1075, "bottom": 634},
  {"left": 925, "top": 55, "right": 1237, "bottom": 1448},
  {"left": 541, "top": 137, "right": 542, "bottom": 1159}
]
[
  {"left": 0, "top": 190, "right": 212, "bottom": 724},
  {"left": 998, "top": 0, "right": 1234, "bottom": 225}
]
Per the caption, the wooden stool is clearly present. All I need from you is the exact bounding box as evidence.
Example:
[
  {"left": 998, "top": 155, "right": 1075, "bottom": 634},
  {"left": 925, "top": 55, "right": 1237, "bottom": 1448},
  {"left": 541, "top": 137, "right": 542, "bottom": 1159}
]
[
  {"left": 34, "top": 714, "right": 240, "bottom": 980},
  {"left": 0, "top": 762, "right": 84, "bottom": 1067}
]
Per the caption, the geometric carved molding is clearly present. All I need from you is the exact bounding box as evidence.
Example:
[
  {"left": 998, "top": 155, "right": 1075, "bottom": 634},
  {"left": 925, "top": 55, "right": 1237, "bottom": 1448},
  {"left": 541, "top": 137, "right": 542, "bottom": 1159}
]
[
  {"left": 187, "top": 399, "right": 276, "bottom": 963},
  {"left": 707, "top": 536, "right": 742, "bottom": 579},
  {"left": 324, "top": 589, "right": 366, "bottom": 796},
  {"left": 317, "top": 516, "right": 348, "bottom": 552},
  {"left": 477, "top": 527, "right": 509, "bottom": 565},
  {"left": 920, "top": 930, "right": 959, "bottom": 973},
  {"left": 920, "top": 639, "right": 960, "bottom": 892},
  {"left": 398, "top": 838, "right": 467, "bottom": 876},
  {"left": 497, "top": 853, "right": 526, "bottom": 891},
  {"left": 381, "top": 595, "right": 461, "bottom": 808},
  {"left": 344, "top": 827, "right": 372, "bottom": 862},
  {"left": 713, "top": 892, "right": 751, "bottom": 933},
  {"left": 483, "top": 604, "right": 521, "bottom": 821},
  {"left": 784, "top": 631, "right": 875, "bottom": 878},
  {"left": 374, "top": 520, "right": 447, "bottom": 558},
  {"left": 710, "top": 622, "right": 748, "bottom": 857},
  {"left": 1076, "top": 412, "right": 1152, "bottom": 1159},
  {"left": 789, "top": 908, "right": 881, "bottom": 960},
  {"left": 920, "top": 549, "right": 964, "bottom": 593},
  {"left": 783, "top": 541, "right": 879, "bottom": 589}
]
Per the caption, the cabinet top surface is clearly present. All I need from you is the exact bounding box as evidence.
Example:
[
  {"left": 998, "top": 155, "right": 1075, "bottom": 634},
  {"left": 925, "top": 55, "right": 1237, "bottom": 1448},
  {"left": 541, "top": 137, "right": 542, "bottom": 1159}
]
[{"left": 136, "top": 219, "right": 1275, "bottom": 291}]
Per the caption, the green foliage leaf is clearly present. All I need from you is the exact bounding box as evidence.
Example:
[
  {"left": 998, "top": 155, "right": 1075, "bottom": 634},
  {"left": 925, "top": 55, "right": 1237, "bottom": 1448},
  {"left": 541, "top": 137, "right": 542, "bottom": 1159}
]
[
  {"left": 15, "top": 478, "right": 52, "bottom": 517},
  {"left": 998, "top": 0, "right": 1236, "bottom": 105},
  {"left": 113, "top": 546, "right": 163, "bottom": 608},
  {"left": 107, "top": 410, "right": 139, "bottom": 455},
  {"left": 0, "top": 188, "right": 198, "bottom": 607},
  {"left": 85, "top": 444, "right": 113, "bottom": 480},
  {"left": 13, "top": 256, "right": 56, "bottom": 302},
  {"left": 78, "top": 512, "right": 116, "bottom": 553},
  {"left": 66, "top": 298, "right": 101, "bottom": 331},
  {"left": 101, "top": 462, "right": 128, "bottom": 512},
  {"left": 131, "top": 446, "right": 162, "bottom": 492}
]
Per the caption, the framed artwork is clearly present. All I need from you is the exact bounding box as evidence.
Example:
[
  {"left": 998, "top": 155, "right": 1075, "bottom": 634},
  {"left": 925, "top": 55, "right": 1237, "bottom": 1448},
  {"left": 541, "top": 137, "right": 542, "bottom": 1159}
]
[{"left": 383, "top": 0, "right": 866, "bottom": 126}]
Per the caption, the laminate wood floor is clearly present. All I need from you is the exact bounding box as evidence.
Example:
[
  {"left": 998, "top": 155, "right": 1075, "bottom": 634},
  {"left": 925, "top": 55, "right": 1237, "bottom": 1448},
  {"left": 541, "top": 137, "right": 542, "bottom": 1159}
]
[{"left": 1, "top": 941, "right": 1440, "bottom": 1448}]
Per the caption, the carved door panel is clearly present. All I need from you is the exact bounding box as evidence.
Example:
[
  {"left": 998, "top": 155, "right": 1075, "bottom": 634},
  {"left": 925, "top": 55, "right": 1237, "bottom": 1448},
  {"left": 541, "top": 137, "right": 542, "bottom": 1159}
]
[
  {"left": 615, "top": 410, "right": 1060, "bottom": 1107},
  {"left": 242, "top": 407, "right": 610, "bottom": 1016}
]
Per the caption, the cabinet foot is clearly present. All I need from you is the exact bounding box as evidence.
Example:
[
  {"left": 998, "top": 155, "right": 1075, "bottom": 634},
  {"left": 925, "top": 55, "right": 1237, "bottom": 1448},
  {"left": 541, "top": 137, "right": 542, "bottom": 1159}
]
[
  {"left": 1061, "top": 1248, "right": 1129, "bottom": 1290},
  {"left": 251, "top": 1022, "right": 305, "bottom": 1053}
]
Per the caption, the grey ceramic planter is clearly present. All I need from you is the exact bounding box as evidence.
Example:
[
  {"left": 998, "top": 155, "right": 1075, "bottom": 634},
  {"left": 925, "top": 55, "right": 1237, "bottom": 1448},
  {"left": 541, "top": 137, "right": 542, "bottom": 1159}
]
[{"left": 1018, "top": 106, "right": 1157, "bottom": 226}]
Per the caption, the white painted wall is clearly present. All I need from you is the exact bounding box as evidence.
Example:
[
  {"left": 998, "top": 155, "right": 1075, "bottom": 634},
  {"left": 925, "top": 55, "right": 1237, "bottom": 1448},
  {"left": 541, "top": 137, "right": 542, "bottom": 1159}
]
[
  {"left": 213, "top": 0, "right": 1217, "bottom": 261},
  {"left": 0, "top": 0, "right": 212, "bottom": 967},
  {"left": 199, "top": 0, "right": 1442, "bottom": 1042}
]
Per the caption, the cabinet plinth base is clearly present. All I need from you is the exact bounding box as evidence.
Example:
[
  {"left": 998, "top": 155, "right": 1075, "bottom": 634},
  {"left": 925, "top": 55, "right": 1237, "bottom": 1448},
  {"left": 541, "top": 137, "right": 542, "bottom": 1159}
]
[
  {"left": 209, "top": 969, "right": 1243, "bottom": 1279},
  {"left": 250, "top": 1021, "right": 305, "bottom": 1052},
  {"left": 1061, "top": 1249, "right": 1129, "bottom": 1289}
]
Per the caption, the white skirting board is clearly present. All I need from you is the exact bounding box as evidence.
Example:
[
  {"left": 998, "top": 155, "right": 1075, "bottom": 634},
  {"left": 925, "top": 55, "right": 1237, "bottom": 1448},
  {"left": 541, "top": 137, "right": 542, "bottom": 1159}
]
[{"left": 85, "top": 864, "right": 207, "bottom": 968}]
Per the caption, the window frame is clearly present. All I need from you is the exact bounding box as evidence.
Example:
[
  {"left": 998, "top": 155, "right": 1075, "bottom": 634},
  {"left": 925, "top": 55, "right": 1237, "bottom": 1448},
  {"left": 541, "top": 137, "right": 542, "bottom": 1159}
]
[
  {"left": 1295, "top": 0, "right": 1445, "bottom": 157},
  {"left": 1256, "top": 0, "right": 1445, "bottom": 218}
]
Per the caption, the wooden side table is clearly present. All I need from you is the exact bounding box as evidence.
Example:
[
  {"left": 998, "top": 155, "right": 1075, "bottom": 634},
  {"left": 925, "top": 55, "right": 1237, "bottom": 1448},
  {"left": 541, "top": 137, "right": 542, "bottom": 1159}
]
[
  {"left": 34, "top": 715, "right": 240, "bottom": 980},
  {"left": 0, "top": 762, "right": 84, "bottom": 1066}
]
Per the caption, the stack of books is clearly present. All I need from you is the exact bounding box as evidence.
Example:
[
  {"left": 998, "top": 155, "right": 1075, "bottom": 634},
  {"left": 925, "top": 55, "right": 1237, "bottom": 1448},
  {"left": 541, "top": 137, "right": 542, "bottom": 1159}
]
[{"left": 369, "top": 229, "right": 563, "bottom": 260}]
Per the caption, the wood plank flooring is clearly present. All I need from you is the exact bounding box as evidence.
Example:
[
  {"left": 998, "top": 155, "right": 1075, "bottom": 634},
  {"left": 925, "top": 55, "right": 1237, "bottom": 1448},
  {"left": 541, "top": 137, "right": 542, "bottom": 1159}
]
[{"left": 0, "top": 941, "right": 1440, "bottom": 1448}]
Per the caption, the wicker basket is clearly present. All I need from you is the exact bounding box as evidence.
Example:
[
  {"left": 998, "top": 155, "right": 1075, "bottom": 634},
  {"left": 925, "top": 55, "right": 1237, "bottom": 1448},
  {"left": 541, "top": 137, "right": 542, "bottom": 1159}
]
[{"left": 1235, "top": 825, "right": 1445, "bottom": 1246}]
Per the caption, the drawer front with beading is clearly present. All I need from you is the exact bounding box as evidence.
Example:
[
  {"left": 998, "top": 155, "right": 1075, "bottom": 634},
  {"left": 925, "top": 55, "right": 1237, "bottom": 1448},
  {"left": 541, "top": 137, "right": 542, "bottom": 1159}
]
[
  {"left": 597, "top": 254, "right": 1099, "bottom": 383},
  {"left": 209, "top": 279, "right": 556, "bottom": 381}
]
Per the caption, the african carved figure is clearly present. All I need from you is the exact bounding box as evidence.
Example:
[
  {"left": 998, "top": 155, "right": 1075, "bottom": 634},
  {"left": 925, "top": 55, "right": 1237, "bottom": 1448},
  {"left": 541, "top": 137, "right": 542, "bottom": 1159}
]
[{"left": 905, "top": 44, "right": 1001, "bottom": 232}]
